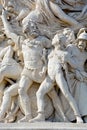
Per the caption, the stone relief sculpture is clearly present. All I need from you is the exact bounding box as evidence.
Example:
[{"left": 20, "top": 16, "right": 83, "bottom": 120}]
[
  {"left": 1, "top": 9, "right": 54, "bottom": 123},
  {"left": 1, "top": 0, "right": 34, "bottom": 21},
  {"left": 29, "top": 33, "right": 83, "bottom": 123},
  {"left": 57, "top": 29, "right": 87, "bottom": 123},
  {"left": 1, "top": 8, "right": 68, "bottom": 123},
  {"left": 0, "top": 0, "right": 87, "bottom": 123}
]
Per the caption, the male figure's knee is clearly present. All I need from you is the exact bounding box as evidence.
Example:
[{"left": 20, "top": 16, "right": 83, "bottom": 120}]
[
  {"left": 4, "top": 91, "right": 11, "bottom": 98},
  {"left": 18, "top": 75, "right": 30, "bottom": 97},
  {"left": 18, "top": 87, "right": 24, "bottom": 96},
  {"left": 36, "top": 90, "right": 44, "bottom": 99},
  {"left": 18, "top": 84, "right": 27, "bottom": 97},
  {"left": 6, "top": 46, "right": 13, "bottom": 57},
  {"left": 18, "top": 77, "right": 25, "bottom": 94}
]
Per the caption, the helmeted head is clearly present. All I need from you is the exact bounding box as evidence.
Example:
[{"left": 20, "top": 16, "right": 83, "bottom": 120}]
[
  {"left": 77, "top": 31, "right": 87, "bottom": 51},
  {"left": 78, "top": 32, "right": 87, "bottom": 41}
]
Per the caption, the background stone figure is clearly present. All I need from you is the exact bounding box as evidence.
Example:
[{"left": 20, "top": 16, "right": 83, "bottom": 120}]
[
  {"left": 22, "top": 0, "right": 83, "bottom": 40},
  {"left": 1, "top": 0, "right": 34, "bottom": 21},
  {"left": 0, "top": 45, "right": 22, "bottom": 121},
  {"left": 57, "top": 29, "right": 87, "bottom": 122}
]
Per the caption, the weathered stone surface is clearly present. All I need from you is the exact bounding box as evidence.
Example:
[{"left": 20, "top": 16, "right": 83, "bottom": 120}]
[
  {"left": 0, "top": 0, "right": 87, "bottom": 126},
  {"left": 0, "top": 123, "right": 87, "bottom": 130}
]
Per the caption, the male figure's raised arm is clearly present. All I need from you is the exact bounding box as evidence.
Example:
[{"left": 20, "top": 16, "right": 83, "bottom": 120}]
[{"left": 1, "top": 9, "right": 20, "bottom": 46}]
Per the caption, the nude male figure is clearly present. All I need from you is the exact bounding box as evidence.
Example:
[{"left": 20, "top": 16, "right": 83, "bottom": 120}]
[{"left": 29, "top": 33, "right": 83, "bottom": 123}]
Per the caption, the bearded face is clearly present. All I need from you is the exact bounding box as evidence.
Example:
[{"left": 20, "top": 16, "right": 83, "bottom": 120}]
[
  {"left": 22, "top": 20, "right": 40, "bottom": 38},
  {"left": 78, "top": 39, "right": 87, "bottom": 51}
]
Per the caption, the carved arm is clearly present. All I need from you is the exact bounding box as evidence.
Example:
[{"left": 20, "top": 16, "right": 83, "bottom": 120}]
[{"left": 1, "top": 9, "right": 20, "bottom": 46}]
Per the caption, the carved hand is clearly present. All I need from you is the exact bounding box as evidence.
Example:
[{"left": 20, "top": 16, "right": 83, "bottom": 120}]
[{"left": 39, "top": 66, "right": 47, "bottom": 77}]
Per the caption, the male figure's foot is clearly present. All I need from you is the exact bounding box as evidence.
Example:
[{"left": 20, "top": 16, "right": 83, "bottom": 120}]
[
  {"left": 63, "top": 116, "right": 69, "bottom": 122},
  {"left": 29, "top": 113, "right": 45, "bottom": 123},
  {"left": 18, "top": 114, "right": 32, "bottom": 122},
  {"left": 76, "top": 116, "right": 83, "bottom": 123},
  {"left": 0, "top": 111, "right": 5, "bottom": 121},
  {"left": 5, "top": 112, "right": 16, "bottom": 123}
]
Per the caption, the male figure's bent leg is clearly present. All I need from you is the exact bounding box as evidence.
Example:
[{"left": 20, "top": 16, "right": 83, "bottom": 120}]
[
  {"left": 18, "top": 75, "right": 33, "bottom": 122},
  {"left": 0, "top": 83, "right": 18, "bottom": 121},
  {"left": 29, "top": 76, "right": 54, "bottom": 122}
]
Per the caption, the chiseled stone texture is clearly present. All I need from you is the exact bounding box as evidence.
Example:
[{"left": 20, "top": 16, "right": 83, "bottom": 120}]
[
  {"left": 0, "top": 0, "right": 87, "bottom": 125},
  {"left": 0, "top": 123, "right": 87, "bottom": 130}
]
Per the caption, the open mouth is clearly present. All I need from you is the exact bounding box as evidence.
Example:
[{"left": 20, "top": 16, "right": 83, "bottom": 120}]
[
  {"left": 7, "top": 4, "right": 16, "bottom": 11},
  {"left": 79, "top": 45, "right": 83, "bottom": 47},
  {"left": 31, "top": 31, "right": 38, "bottom": 35},
  {"left": 7, "top": 6, "right": 14, "bottom": 12},
  {"left": 7, "top": 5, "right": 14, "bottom": 9},
  {"left": 78, "top": 45, "right": 84, "bottom": 49},
  {"left": 31, "top": 33, "right": 38, "bottom": 37}
]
